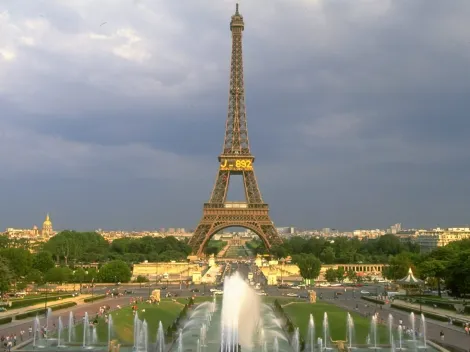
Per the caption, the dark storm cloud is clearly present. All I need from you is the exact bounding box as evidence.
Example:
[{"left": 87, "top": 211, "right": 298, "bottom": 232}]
[{"left": 1, "top": 0, "right": 470, "bottom": 230}]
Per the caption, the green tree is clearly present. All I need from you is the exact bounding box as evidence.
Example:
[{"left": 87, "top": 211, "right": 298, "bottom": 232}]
[
  {"left": 335, "top": 267, "right": 346, "bottom": 282},
  {"left": 445, "top": 250, "right": 470, "bottom": 297},
  {"left": 32, "top": 251, "right": 55, "bottom": 273},
  {"left": 84, "top": 268, "right": 98, "bottom": 283},
  {"left": 45, "top": 267, "right": 72, "bottom": 284},
  {"left": 324, "top": 268, "right": 337, "bottom": 283},
  {"left": 320, "top": 247, "right": 335, "bottom": 264},
  {"left": 0, "top": 257, "right": 12, "bottom": 295},
  {"left": 0, "top": 248, "right": 32, "bottom": 277},
  {"left": 135, "top": 275, "right": 149, "bottom": 288},
  {"left": 418, "top": 259, "right": 447, "bottom": 297},
  {"left": 346, "top": 269, "right": 357, "bottom": 283},
  {"left": 98, "top": 260, "right": 131, "bottom": 283},
  {"left": 383, "top": 253, "right": 416, "bottom": 280},
  {"left": 292, "top": 254, "right": 321, "bottom": 284},
  {"left": 73, "top": 268, "right": 86, "bottom": 290},
  {"left": 25, "top": 269, "right": 44, "bottom": 286}
]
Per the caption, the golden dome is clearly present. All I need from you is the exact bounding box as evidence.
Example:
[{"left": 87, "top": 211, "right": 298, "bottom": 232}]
[{"left": 43, "top": 213, "right": 52, "bottom": 227}]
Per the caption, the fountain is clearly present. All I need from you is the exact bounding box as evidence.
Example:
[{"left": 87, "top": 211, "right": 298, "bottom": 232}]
[
  {"left": 200, "top": 323, "right": 208, "bottom": 347},
  {"left": 58, "top": 316, "right": 65, "bottom": 347},
  {"left": 323, "top": 312, "right": 330, "bottom": 350},
  {"left": 46, "top": 307, "right": 52, "bottom": 331},
  {"left": 420, "top": 314, "right": 427, "bottom": 349},
  {"left": 409, "top": 313, "right": 416, "bottom": 342},
  {"left": 92, "top": 325, "right": 98, "bottom": 344},
  {"left": 156, "top": 321, "right": 165, "bottom": 352},
  {"left": 33, "top": 315, "right": 41, "bottom": 348},
  {"left": 291, "top": 327, "right": 300, "bottom": 352},
  {"left": 220, "top": 273, "right": 260, "bottom": 352},
  {"left": 15, "top": 274, "right": 444, "bottom": 352},
  {"left": 178, "top": 329, "right": 183, "bottom": 352},
  {"left": 347, "top": 313, "right": 355, "bottom": 349},
  {"left": 134, "top": 312, "right": 140, "bottom": 351},
  {"left": 398, "top": 326, "right": 403, "bottom": 351},
  {"left": 68, "top": 311, "right": 75, "bottom": 343},
  {"left": 83, "top": 312, "right": 89, "bottom": 348},
  {"left": 134, "top": 315, "right": 149, "bottom": 352},
  {"left": 274, "top": 337, "right": 280, "bottom": 352},
  {"left": 370, "top": 315, "right": 378, "bottom": 350},
  {"left": 307, "top": 314, "right": 315, "bottom": 352},
  {"left": 108, "top": 315, "right": 114, "bottom": 348}
]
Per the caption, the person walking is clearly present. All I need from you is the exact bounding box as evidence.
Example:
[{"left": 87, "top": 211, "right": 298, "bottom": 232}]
[{"left": 440, "top": 330, "right": 444, "bottom": 341}]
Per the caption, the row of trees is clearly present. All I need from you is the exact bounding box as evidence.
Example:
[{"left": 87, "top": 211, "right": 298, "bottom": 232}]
[
  {"left": 0, "top": 251, "right": 133, "bottom": 294},
  {"left": 288, "top": 238, "right": 470, "bottom": 297},
  {"left": 41, "top": 231, "right": 192, "bottom": 264},
  {"left": 0, "top": 232, "right": 191, "bottom": 294},
  {"left": 248, "top": 234, "right": 419, "bottom": 264}
]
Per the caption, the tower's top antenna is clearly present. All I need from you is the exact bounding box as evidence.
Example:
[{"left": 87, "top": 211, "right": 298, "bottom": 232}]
[{"left": 230, "top": 2, "right": 244, "bottom": 31}]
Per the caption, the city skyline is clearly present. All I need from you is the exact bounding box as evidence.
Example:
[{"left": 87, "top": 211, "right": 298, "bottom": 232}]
[{"left": 2, "top": 1, "right": 470, "bottom": 230}]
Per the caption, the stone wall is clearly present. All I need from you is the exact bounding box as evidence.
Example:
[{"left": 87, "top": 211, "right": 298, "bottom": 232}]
[{"left": 132, "top": 262, "right": 206, "bottom": 281}]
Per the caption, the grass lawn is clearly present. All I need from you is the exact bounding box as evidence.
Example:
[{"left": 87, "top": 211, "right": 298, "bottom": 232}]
[
  {"left": 73, "top": 297, "right": 215, "bottom": 344},
  {"left": 262, "top": 296, "right": 304, "bottom": 305},
  {"left": 282, "top": 301, "right": 388, "bottom": 344}
]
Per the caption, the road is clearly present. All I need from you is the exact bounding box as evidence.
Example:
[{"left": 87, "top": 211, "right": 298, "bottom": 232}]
[
  {"left": 221, "top": 262, "right": 470, "bottom": 351},
  {"left": 3, "top": 263, "right": 468, "bottom": 351},
  {"left": 0, "top": 288, "right": 199, "bottom": 342}
]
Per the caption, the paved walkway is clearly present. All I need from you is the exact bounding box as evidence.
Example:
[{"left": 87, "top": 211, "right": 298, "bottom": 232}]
[
  {"left": 0, "top": 295, "right": 130, "bottom": 347},
  {"left": 0, "top": 294, "right": 93, "bottom": 320},
  {"left": 390, "top": 299, "right": 470, "bottom": 323},
  {"left": 332, "top": 296, "right": 470, "bottom": 351}
]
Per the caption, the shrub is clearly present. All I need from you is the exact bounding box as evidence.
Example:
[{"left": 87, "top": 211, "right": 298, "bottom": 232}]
[
  {"left": 10, "top": 294, "right": 73, "bottom": 309},
  {"left": 84, "top": 294, "right": 107, "bottom": 303},
  {"left": 361, "top": 296, "right": 385, "bottom": 305},
  {"left": 0, "top": 317, "right": 12, "bottom": 325},
  {"left": 15, "top": 302, "right": 77, "bottom": 320}
]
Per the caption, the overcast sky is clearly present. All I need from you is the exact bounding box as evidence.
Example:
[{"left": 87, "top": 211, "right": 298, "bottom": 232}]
[{"left": 1, "top": 0, "right": 470, "bottom": 231}]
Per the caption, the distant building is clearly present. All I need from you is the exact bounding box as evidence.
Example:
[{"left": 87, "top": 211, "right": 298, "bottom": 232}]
[
  {"left": 417, "top": 227, "right": 470, "bottom": 253},
  {"left": 42, "top": 213, "right": 53, "bottom": 236}
]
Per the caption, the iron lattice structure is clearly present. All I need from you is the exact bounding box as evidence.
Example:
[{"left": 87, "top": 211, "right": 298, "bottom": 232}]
[{"left": 189, "top": 4, "right": 282, "bottom": 257}]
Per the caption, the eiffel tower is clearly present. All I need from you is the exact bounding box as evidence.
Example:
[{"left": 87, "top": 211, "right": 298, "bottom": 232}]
[{"left": 189, "top": 4, "right": 282, "bottom": 257}]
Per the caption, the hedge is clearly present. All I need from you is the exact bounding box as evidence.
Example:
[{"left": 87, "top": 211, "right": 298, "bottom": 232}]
[
  {"left": 390, "top": 304, "right": 467, "bottom": 327},
  {"left": 165, "top": 297, "right": 195, "bottom": 342},
  {"left": 84, "top": 294, "right": 107, "bottom": 303},
  {"left": 393, "top": 295, "right": 468, "bottom": 312},
  {"left": 15, "top": 302, "right": 77, "bottom": 320},
  {"left": 273, "top": 300, "right": 305, "bottom": 351},
  {"left": 0, "top": 317, "right": 12, "bottom": 325},
  {"left": 361, "top": 296, "right": 385, "bottom": 305},
  {"left": 10, "top": 294, "right": 73, "bottom": 309}
]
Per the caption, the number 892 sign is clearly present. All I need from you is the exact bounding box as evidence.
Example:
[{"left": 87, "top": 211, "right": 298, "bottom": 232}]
[{"left": 220, "top": 159, "right": 253, "bottom": 171}]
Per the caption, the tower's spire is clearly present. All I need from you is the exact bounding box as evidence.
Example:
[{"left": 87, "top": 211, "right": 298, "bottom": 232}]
[{"left": 224, "top": 1, "right": 249, "bottom": 155}]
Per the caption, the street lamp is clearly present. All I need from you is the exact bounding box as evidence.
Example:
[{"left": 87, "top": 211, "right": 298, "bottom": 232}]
[
  {"left": 419, "top": 287, "right": 423, "bottom": 314},
  {"left": 44, "top": 283, "right": 48, "bottom": 313},
  {"left": 147, "top": 275, "right": 151, "bottom": 298},
  {"left": 91, "top": 278, "right": 95, "bottom": 300},
  {"left": 375, "top": 286, "right": 379, "bottom": 309}
]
